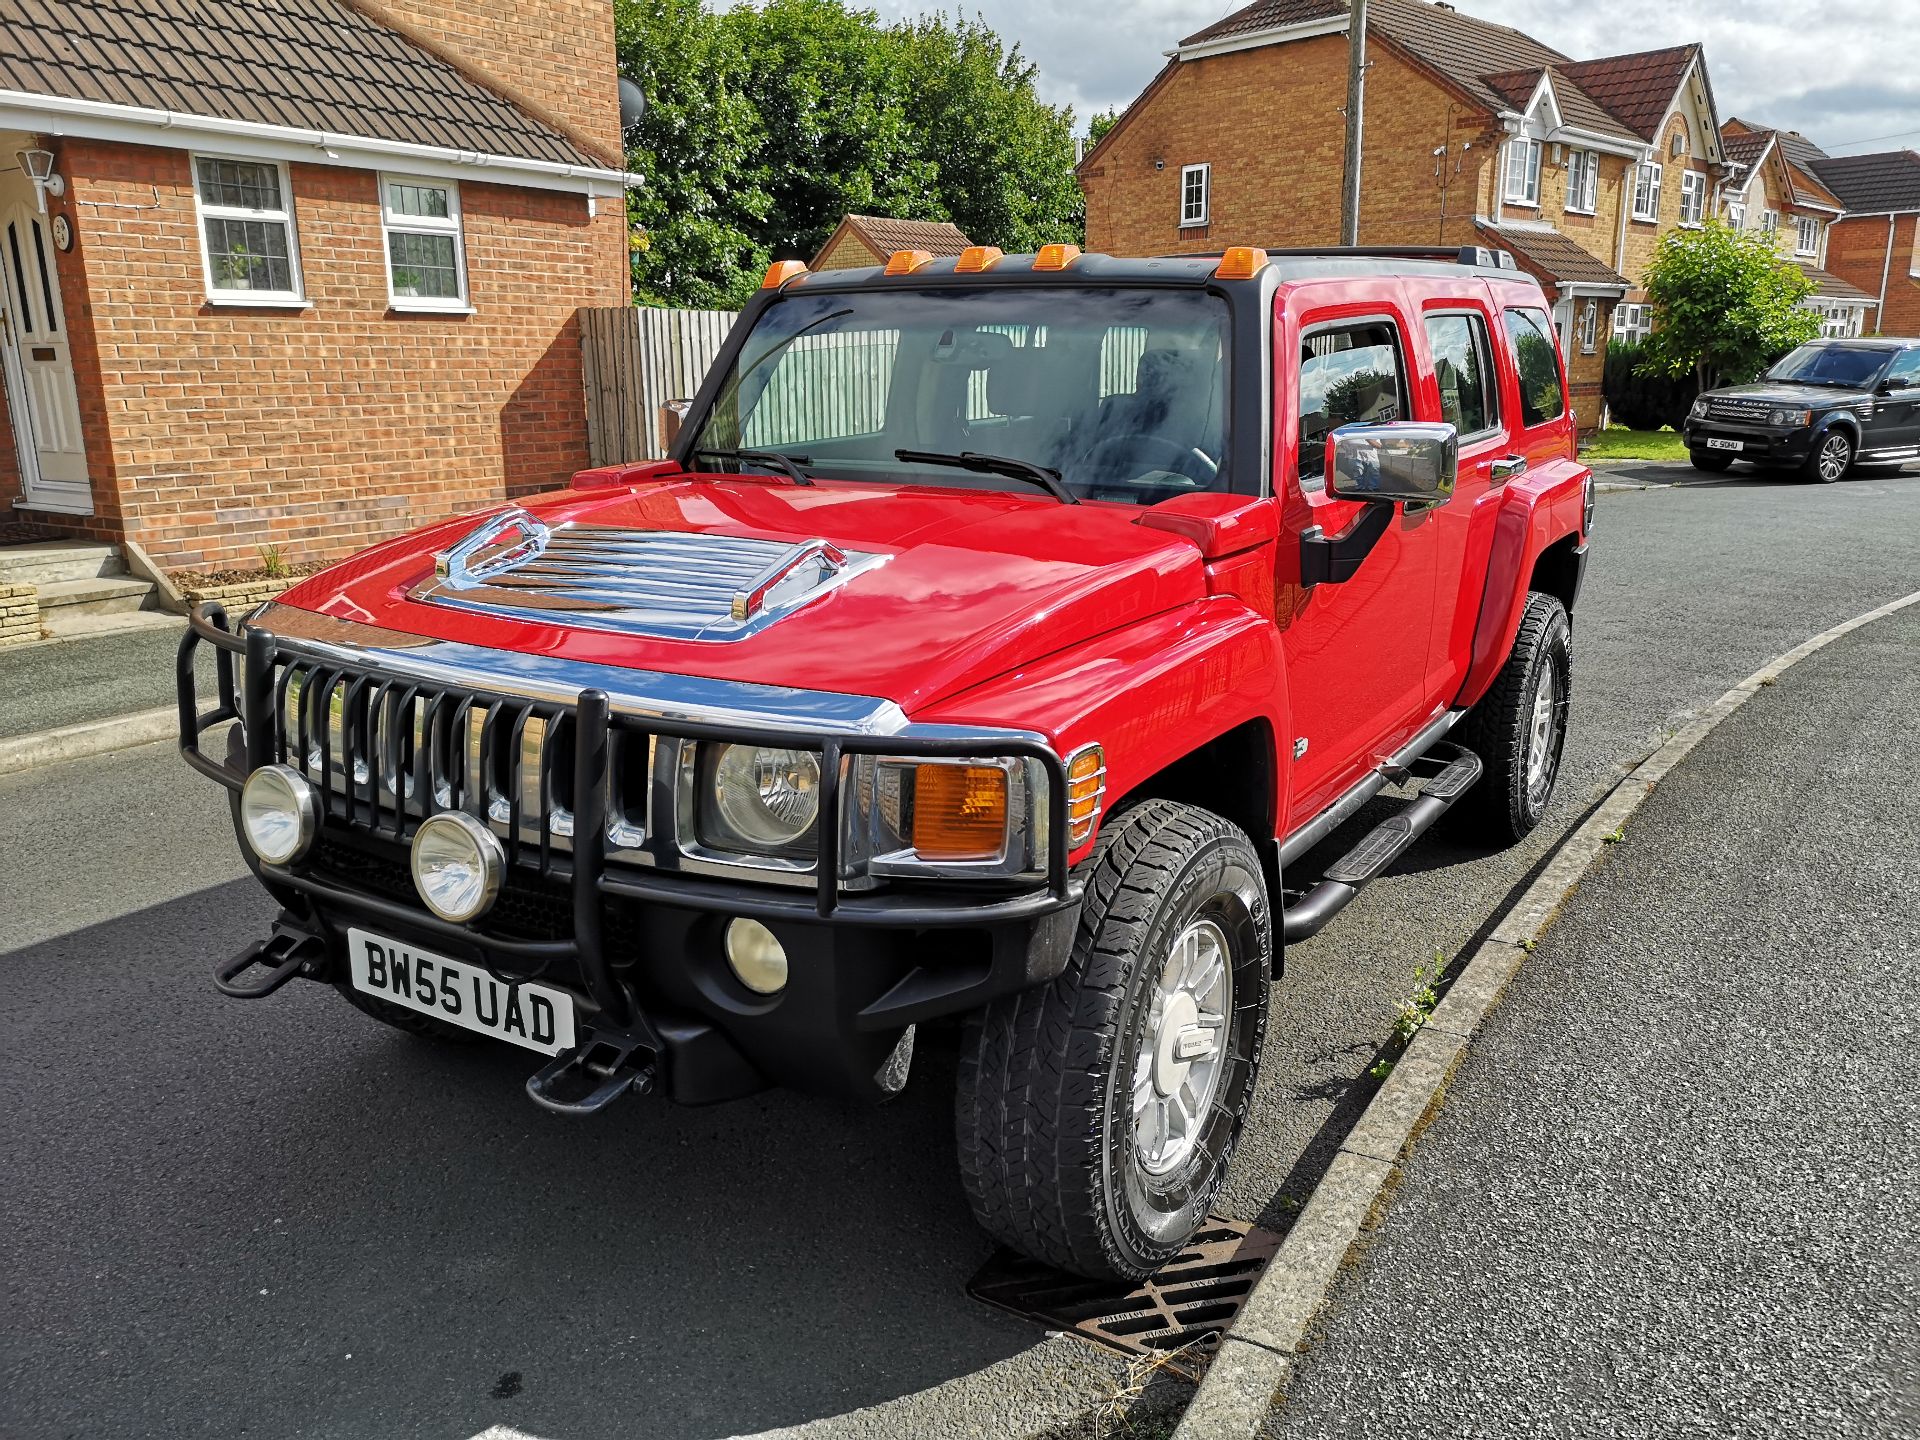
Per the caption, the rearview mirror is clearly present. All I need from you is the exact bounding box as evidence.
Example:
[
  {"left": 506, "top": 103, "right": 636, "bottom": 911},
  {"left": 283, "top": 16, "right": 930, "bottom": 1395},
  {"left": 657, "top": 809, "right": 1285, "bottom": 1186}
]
[{"left": 1326, "top": 422, "right": 1459, "bottom": 504}]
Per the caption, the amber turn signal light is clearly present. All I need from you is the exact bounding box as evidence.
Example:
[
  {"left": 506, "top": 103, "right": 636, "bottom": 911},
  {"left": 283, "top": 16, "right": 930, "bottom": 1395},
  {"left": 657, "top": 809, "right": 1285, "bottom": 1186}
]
[
  {"left": 1066, "top": 744, "right": 1106, "bottom": 846},
  {"left": 761, "top": 259, "right": 808, "bottom": 289},
  {"left": 911, "top": 764, "right": 1009, "bottom": 861},
  {"left": 1214, "top": 246, "right": 1269, "bottom": 281},
  {"left": 954, "top": 245, "right": 1004, "bottom": 274},
  {"left": 1033, "top": 243, "right": 1082, "bottom": 272},
  {"left": 884, "top": 249, "right": 935, "bottom": 275}
]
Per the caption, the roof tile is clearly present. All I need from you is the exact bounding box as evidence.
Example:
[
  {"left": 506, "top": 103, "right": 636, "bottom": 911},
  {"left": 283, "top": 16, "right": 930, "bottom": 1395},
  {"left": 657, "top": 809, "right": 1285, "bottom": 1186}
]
[
  {"left": 1810, "top": 150, "right": 1920, "bottom": 214},
  {"left": 1555, "top": 45, "right": 1695, "bottom": 141},
  {"left": 1477, "top": 221, "right": 1628, "bottom": 288}
]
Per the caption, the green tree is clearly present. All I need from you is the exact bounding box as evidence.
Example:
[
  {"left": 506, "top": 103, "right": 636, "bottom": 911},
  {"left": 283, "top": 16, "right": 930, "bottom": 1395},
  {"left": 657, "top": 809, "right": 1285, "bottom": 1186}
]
[
  {"left": 1637, "top": 221, "right": 1822, "bottom": 392},
  {"left": 1086, "top": 107, "right": 1122, "bottom": 149}
]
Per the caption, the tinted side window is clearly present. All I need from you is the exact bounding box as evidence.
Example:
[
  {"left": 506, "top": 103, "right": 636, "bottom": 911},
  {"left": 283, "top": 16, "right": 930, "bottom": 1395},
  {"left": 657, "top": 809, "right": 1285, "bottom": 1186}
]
[
  {"left": 1886, "top": 348, "right": 1920, "bottom": 383},
  {"left": 1503, "top": 308, "right": 1564, "bottom": 427},
  {"left": 1299, "top": 320, "right": 1406, "bottom": 488},
  {"left": 1424, "top": 313, "right": 1497, "bottom": 437}
]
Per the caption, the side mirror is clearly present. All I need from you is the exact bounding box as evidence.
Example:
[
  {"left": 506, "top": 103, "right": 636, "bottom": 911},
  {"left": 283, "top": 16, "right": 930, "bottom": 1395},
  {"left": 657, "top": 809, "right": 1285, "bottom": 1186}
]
[
  {"left": 1878, "top": 376, "right": 1912, "bottom": 395},
  {"left": 1326, "top": 422, "right": 1459, "bottom": 504},
  {"left": 658, "top": 398, "right": 692, "bottom": 452}
]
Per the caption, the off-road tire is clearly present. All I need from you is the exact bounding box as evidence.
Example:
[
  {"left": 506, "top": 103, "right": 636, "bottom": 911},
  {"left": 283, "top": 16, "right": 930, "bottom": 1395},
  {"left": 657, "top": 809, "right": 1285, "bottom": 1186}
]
[
  {"left": 955, "top": 800, "right": 1271, "bottom": 1282},
  {"left": 1453, "top": 591, "right": 1571, "bottom": 845},
  {"left": 1802, "top": 428, "right": 1853, "bottom": 483},
  {"left": 339, "top": 983, "right": 479, "bottom": 1043},
  {"left": 1688, "top": 449, "right": 1735, "bottom": 473}
]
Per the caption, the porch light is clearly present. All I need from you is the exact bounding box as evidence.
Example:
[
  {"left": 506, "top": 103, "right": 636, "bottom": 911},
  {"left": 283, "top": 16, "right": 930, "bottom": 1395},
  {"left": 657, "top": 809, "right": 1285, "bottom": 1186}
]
[{"left": 16, "top": 149, "right": 63, "bottom": 213}]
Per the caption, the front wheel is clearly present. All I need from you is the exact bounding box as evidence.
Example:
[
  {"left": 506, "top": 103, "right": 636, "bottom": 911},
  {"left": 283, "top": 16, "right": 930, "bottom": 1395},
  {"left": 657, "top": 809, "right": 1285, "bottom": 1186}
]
[
  {"left": 1453, "top": 591, "right": 1572, "bottom": 845},
  {"left": 956, "top": 800, "right": 1271, "bottom": 1282},
  {"left": 1803, "top": 429, "right": 1853, "bottom": 483}
]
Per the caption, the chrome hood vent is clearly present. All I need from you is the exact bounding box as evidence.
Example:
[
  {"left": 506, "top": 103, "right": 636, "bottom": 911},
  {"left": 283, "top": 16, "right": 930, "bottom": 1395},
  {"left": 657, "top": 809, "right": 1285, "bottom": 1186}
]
[{"left": 410, "top": 508, "right": 887, "bottom": 641}]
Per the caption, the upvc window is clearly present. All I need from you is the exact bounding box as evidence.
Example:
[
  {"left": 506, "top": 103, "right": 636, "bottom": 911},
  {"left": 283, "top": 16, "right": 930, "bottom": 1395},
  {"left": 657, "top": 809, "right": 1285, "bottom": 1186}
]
[
  {"left": 1631, "top": 162, "right": 1662, "bottom": 221},
  {"left": 1679, "top": 171, "right": 1707, "bottom": 225},
  {"left": 193, "top": 155, "right": 303, "bottom": 303},
  {"left": 1578, "top": 299, "right": 1599, "bottom": 354},
  {"left": 1760, "top": 209, "right": 1779, "bottom": 236},
  {"left": 1565, "top": 149, "right": 1598, "bottom": 214},
  {"left": 381, "top": 174, "right": 469, "bottom": 311},
  {"left": 1793, "top": 214, "right": 1819, "bottom": 257},
  {"left": 1504, "top": 138, "right": 1542, "bottom": 206},
  {"left": 1179, "top": 164, "right": 1210, "bottom": 227},
  {"left": 1612, "top": 302, "right": 1652, "bottom": 341},
  {"left": 1728, "top": 201, "right": 1746, "bottom": 228}
]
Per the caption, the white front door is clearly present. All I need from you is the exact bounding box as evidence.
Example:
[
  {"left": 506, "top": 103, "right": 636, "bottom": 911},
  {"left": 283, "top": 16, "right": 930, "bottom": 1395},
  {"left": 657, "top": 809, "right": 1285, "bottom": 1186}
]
[
  {"left": 1550, "top": 297, "right": 1574, "bottom": 363},
  {"left": 0, "top": 197, "right": 91, "bottom": 514}
]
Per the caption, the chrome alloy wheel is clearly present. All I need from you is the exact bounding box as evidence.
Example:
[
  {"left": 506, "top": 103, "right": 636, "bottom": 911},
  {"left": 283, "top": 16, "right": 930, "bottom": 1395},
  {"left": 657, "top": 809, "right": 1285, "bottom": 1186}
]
[
  {"left": 1132, "top": 916, "right": 1234, "bottom": 1176},
  {"left": 1817, "top": 432, "right": 1851, "bottom": 482},
  {"left": 1526, "top": 663, "right": 1562, "bottom": 804}
]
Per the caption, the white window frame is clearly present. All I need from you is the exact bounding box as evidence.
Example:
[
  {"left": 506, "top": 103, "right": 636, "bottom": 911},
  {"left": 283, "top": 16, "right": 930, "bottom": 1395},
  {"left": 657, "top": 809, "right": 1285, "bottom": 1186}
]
[
  {"left": 1679, "top": 171, "right": 1707, "bottom": 226},
  {"left": 1760, "top": 209, "right": 1779, "bottom": 236},
  {"left": 1612, "top": 302, "right": 1652, "bottom": 342},
  {"left": 1793, "top": 214, "right": 1819, "bottom": 258},
  {"left": 191, "top": 152, "right": 305, "bottom": 306},
  {"left": 1504, "top": 137, "right": 1542, "bottom": 207},
  {"left": 1578, "top": 298, "right": 1599, "bottom": 354},
  {"left": 1179, "top": 163, "right": 1210, "bottom": 228},
  {"left": 1727, "top": 200, "right": 1746, "bottom": 229},
  {"left": 1565, "top": 149, "right": 1598, "bottom": 215},
  {"left": 379, "top": 173, "right": 471, "bottom": 313},
  {"left": 1631, "top": 162, "right": 1662, "bottom": 222}
]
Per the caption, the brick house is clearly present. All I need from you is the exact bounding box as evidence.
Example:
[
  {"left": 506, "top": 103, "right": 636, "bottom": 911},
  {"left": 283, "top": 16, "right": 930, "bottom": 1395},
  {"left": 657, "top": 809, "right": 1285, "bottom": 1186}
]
[
  {"left": 811, "top": 213, "right": 971, "bottom": 272},
  {"left": 1809, "top": 149, "right": 1920, "bottom": 337},
  {"left": 1713, "top": 121, "right": 1873, "bottom": 338},
  {"left": 1077, "top": 0, "right": 1738, "bottom": 428},
  {"left": 0, "top": 0, "right": 633, "bottom": 580}
]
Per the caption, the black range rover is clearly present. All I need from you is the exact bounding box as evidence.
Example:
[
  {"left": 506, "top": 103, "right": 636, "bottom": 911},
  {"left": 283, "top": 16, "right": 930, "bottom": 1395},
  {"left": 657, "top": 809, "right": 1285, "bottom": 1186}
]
[{"left": 1682, "top": 337, "right": 1920, "bottom": 481}]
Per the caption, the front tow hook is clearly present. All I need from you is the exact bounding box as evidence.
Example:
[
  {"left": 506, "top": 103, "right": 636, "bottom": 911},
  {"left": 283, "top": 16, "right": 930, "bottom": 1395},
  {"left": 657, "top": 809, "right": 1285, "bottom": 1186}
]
[
  {"left": 213, "top": 929, "right": 327, "bottom": 999},
  {"left": 526, "top": 1033, "right": 658, "bottom": 1116}
]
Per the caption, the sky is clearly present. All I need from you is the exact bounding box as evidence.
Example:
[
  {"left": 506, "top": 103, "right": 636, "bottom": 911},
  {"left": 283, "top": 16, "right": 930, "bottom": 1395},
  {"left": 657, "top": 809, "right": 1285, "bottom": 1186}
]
[{"left": 870, "top": 0, "right": 1920, "bottom": 155}]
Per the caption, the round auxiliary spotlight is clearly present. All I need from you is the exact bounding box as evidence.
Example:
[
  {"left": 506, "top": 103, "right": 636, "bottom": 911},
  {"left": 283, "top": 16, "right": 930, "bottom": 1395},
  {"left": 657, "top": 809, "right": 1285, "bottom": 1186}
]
[
  {"left": 240, "top": 763, "right": 317, "bottom": 866},
  {"left": 410, "top": 810, "right": 507, "bottom": 924}
]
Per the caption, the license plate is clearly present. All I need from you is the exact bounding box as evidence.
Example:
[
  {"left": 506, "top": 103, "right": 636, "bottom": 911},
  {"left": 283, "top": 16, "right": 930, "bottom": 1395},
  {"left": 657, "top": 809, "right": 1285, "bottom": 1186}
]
[
  {"left": 348, "top": 928, "right": 576, "bottom": 1055},
  {"left": 1704, "top": 437, "right": 1744, "bottom": 451}
]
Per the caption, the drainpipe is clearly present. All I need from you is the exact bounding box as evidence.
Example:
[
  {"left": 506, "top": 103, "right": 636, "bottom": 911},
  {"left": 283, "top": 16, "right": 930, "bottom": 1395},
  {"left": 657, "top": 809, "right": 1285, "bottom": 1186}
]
[
  {"left": 1875, "top": 214, "right": 1897, "bottom": 333},
  {"left": 1614, "top": 149, "right": 1639, "bottom": 285}
]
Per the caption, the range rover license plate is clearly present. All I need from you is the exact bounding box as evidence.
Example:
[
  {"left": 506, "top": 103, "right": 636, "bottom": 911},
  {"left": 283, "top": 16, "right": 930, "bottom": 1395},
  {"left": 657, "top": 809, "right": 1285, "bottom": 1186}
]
[
  {"left": 348, "top": 928, "right": 576, "bottom": 1055},
  {"left": 1704, "top": 437, "right": 1744, "bottom": 451}
]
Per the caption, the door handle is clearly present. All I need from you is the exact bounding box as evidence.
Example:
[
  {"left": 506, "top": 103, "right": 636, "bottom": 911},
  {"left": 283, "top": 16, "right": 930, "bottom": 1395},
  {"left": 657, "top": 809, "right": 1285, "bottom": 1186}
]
[{"left": 1489, "top": 455, "right": 1528, "bottom": 482}]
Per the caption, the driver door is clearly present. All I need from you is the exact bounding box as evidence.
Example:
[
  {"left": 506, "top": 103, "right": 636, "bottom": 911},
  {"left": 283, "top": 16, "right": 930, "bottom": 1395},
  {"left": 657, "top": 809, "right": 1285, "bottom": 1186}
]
[
  {"left": 1869, "top": 348, "right": 1920, "bottom": 453},
  {"left": 1274, "top": 298, "right": 1442, "bottom": 827}
]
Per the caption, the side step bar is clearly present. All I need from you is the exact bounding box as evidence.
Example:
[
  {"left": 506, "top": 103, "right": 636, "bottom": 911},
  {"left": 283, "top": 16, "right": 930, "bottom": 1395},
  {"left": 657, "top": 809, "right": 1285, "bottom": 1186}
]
[{"left": 1281, "top": 742, "right": 1482, "bottom": 943}]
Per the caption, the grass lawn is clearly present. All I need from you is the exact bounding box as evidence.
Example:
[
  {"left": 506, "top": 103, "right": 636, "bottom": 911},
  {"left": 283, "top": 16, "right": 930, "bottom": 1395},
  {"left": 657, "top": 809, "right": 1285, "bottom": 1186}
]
[{"left": 1579, "top": 426, "right": 1690, "bottom": 462}]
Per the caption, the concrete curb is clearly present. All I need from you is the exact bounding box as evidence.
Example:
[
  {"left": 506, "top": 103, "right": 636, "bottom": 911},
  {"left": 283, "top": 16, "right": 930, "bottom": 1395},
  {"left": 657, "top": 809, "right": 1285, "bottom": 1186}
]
[
  {"left": 1172, "top": 584, "right": 1920, "bottom": 1440},
  {"left": 0, "top": 704, "right": 178, "bottom": 778}
]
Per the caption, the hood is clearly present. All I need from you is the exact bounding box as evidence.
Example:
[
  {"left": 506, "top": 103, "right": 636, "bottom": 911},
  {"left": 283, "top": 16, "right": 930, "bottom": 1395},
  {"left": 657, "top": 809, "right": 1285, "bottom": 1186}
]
[
  {"left": 1705, "top": 380, "right": 1867, "bottom": 407},
  {"left": 276, "top": 477, "right": 1209, "bottom": 713}
]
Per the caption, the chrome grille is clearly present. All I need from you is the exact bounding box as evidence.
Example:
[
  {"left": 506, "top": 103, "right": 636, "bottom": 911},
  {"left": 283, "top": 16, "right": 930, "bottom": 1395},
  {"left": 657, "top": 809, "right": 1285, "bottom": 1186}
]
[
  {"left": 1706, "top": 397, "right": 1773, "bottom": 423},
  {"left": 409, "top": 511, "right": 886, "bottom": 641}
]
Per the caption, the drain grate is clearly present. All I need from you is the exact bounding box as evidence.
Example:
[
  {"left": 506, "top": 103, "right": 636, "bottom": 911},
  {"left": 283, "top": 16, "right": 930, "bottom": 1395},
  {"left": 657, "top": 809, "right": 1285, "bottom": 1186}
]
[{"left": 966, "top": 1217, "right": 1282, "bottom": 1380}]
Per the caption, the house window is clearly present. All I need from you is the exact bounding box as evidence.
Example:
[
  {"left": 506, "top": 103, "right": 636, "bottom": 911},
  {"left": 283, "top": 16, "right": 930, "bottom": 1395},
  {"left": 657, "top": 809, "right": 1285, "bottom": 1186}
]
[
  {"left": 193, "top": 155, "right": 302, "bottom": 302},
  {"left": 1179, "top": 164, "right": 1210, "bottom": 228},
  {"left": 1631, "top": 162, "right": 1662, "bottom": 222},
  {"left": 1565, "top": 149, "right": 1598, "bottom": 214},
  {"left": 381, "top": 175, "right": 469, "bottom": 310},
  {"left": 1504, "top": 138, "right": 1542, "bottom": 206},
  {"left": 1578, "top": 299, "right": 1599, "bottom": 354},
  {"left": 1760, "top": 209, "right": 1779, "bottom": 236},
  {"left": 1728, "top": 200, "right": 1746, "bottom": 228},
  {"left": 1612, "top": 302, "right": 1652, "bottom": 341},
  {"left": 1794, "top": 214, "right": 1820, "bottom": 257},
  {"left": 1679, "top": 172, "right": 1707, "bottom": 226}
]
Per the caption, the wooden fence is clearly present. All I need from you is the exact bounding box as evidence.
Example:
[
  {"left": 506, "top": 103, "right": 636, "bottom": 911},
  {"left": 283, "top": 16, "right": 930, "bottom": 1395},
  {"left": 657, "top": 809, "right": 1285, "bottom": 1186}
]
[{"left": 580, "top": 305, "right": 737, "bottom": 466}]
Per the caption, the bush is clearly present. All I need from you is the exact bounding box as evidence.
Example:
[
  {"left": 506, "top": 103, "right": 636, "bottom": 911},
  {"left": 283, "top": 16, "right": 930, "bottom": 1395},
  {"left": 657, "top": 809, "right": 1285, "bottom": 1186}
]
[{"left": 1603, "top": 339, "right": 1697, "bottom": 430}]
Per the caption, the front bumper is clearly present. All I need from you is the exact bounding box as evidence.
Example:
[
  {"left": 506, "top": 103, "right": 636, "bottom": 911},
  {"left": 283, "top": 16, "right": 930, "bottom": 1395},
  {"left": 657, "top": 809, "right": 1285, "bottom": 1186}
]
[
  {"left": 179, "top": 604, "right": 1081, "bottom": 1108},
  {"left": 1680, "top": 419, "right": 1813, "bottom": 463}
]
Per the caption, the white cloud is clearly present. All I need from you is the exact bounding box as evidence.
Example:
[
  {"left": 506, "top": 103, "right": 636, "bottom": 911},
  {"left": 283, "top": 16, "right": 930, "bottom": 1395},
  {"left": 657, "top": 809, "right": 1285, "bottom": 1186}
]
[{"left": 876, "top": 0, "right": 1920, "bottom": 153}]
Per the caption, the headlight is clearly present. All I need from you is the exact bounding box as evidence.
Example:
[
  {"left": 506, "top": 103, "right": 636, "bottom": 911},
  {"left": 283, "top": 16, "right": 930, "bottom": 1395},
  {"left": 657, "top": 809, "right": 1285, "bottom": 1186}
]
[
  {"left": 410, "top": 810, "right": 506, "bottom": 923},
  {"left": 701, "top": 744, "right": 821, "bottom": 854},
  {"left": 240, "top": 763, "right": 316, "bottom": 865},
  {"left": 1770, "top": 408, "right": 1811, "bottom": 428},
  {"left": 1689, "top": 397, "right": 1709, "bottom": 419}
]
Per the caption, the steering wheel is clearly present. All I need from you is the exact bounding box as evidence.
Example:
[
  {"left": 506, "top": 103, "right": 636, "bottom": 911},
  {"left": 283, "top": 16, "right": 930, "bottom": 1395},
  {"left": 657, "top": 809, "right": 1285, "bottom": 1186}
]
[{"left": 1077, "top": 433, "right": 1219, "bottom": 489}]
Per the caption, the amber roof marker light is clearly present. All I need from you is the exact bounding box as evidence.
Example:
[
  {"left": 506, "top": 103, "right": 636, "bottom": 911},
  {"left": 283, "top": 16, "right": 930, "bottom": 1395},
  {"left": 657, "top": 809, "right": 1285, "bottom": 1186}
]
[
  {"left": 761, "top": 259, "right": 809, "bottom": 289},
  {"left": 1214, "top": 247, "right": 1269, "bottom": 280},
  {"left": 954, "top": 245, "right": 1004, "bottom": 274},
  {"left": 1033, "top": 243, "right": 1082, "bottom": 272},
  {"left": 884, "top": 249, "right": 936, "bottom": 275}
]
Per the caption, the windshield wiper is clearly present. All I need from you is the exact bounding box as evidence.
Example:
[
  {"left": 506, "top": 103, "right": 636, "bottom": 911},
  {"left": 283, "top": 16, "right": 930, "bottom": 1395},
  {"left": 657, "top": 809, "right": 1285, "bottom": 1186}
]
[
  {"left": 691, "top": 448, "right": 815, "bottom": 486},
  {"left": 894, "top": 449, "right": 1078, "bottom": 504}
]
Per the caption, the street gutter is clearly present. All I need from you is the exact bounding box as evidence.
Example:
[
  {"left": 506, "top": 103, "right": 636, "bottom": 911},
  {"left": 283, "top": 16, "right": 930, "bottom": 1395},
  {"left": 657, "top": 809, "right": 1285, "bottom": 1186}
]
[
  {"left": 0, "top": 704, "right": 177, "bottom": 777},
  {"left": 1173, "top": 583, "right": 1920, "bottom": 1440}
]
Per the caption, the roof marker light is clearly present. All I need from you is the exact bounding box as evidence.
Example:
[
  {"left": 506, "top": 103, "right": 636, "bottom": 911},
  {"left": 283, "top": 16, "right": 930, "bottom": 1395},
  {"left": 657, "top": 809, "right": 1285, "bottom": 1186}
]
[
  {"left": 954, "top": 245, "right": 1004, "bottom": 273},
  {"left": 1033, "top": 243, "right": 1082, "bottom": 272},
  {"left": 884, "top": 249, "right": 935, "bottom": 275},
  {"left": 761, "top": 260, "right": 808, "bottom": 289},
  {"left": 1215, "top": 246, "right": 1269, "bottom": 280}
]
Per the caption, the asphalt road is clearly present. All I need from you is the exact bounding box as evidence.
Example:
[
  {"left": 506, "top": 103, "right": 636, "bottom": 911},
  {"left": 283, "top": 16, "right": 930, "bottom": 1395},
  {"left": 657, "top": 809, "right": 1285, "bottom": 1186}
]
[
  {"left": 1264, "top": 600, "right": 1920, "bottom": 1440},
  {"left": 4, "top": 463, "right": 1920, "bottom": 1440}
]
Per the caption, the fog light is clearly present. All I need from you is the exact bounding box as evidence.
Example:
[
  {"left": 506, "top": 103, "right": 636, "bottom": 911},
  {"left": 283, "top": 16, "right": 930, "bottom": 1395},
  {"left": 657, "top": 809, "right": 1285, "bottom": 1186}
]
[
  {"left": 410, "top": 811, "right": 506, "bottom": 923},
  {"left": 724, "top": 917, "right": 789, "bottom": 994},
  {"left": 240, "top": 763, "right": 316, "bottom": 865}
]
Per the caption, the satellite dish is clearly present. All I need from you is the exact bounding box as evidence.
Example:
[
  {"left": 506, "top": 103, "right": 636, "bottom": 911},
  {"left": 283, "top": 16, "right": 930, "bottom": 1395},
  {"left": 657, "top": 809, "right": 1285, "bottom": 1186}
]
[{"left": 619, "top": 78, "right": 647, "bottom": 134}]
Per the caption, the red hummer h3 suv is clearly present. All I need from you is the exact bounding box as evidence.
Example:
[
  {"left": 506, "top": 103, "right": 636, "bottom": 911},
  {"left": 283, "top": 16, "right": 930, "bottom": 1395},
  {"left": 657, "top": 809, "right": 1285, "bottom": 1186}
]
[{"left": 178, "top": 242, "right": 1592, "bottom": 1282}]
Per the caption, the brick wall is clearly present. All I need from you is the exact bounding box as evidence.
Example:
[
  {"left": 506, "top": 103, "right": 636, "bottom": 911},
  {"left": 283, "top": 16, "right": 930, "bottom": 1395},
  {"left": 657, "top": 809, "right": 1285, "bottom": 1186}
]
[
  {"left": 1617, "top": 114, "right": 1714, "bottom": 294},
  {"left": 359, "top": 0, "right": 623, "bottom": 165},
  {"left": 814, "top": 229, "right": 880, "bottom": 271},
  {"left": 1827, "top": 212, "right": 1920, "bottom": 335},
  {"left": 59, "top": 138, "right": 628, "bottom": 572}
]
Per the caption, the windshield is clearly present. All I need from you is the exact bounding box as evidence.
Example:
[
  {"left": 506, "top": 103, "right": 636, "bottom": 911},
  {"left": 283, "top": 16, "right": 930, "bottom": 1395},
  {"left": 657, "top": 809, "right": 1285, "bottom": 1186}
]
[
  {"left": 1765, "top": 344, "right": 1891, "bottom": 388},
  {"left": 687, "top": 287, "right": 1231, "bottom": 505}
]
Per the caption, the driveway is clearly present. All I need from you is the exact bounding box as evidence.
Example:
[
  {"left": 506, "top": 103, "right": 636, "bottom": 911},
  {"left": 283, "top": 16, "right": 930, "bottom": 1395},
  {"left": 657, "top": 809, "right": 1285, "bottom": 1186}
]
[{"left": 4, "top": 463, "right": 1920, "bottom": 1439}]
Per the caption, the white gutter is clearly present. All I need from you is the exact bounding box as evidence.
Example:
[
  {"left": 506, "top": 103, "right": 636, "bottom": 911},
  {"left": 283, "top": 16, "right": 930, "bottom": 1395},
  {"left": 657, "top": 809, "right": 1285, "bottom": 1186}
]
[
  {"left": 1169, "top": 13, "right": 1349, "bottom": 61},
  {"left": 0, "top": 89, "right": 643, "bottom": 196}
]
